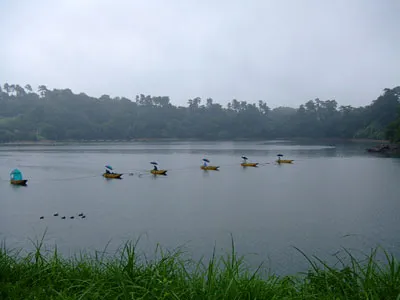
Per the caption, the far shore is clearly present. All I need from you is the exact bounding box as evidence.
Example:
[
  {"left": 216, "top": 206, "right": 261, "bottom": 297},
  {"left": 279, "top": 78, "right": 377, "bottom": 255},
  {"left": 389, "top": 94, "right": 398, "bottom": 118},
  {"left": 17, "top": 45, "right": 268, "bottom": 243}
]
[{"left": 0, "top": 137, "right": 391, "bottom": 146}]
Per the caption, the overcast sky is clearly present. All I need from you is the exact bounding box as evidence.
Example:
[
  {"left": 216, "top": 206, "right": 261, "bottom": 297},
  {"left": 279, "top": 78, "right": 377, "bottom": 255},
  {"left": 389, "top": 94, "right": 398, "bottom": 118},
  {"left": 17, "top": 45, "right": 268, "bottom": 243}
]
[{"left": 0, "top": 0, "right": 399, "bottom": 108}]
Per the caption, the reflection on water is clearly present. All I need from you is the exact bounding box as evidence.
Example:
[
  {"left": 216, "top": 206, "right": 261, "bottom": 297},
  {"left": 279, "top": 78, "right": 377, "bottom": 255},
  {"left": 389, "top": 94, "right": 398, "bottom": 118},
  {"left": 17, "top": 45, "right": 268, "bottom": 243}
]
[{"left": 0, "top": 140, "right": 399, "bottom": 274}]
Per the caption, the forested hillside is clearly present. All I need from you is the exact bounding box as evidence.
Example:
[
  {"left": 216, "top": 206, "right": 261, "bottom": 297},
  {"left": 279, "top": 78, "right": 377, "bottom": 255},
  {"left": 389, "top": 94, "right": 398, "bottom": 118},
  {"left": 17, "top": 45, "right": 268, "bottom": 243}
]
[
  {"left": 0, "top": 83, "right": 399, "bottom": 142},
  {"left": 386, "top": 105, "right": 400, "bottom": 143}
]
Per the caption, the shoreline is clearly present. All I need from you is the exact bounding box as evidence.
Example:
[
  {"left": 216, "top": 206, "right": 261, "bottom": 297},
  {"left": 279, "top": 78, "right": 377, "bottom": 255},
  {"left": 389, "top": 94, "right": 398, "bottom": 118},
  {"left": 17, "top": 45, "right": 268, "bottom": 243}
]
[{"left": 0, "top": 137, "right": 391, "bottom": 146}]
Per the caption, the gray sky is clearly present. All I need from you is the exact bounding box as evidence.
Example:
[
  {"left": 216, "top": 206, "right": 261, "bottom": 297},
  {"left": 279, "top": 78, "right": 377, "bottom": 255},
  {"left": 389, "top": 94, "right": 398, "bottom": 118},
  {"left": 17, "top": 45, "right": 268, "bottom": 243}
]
[{"left": 1, "top": 0, "right": 399, "bottom": 108}]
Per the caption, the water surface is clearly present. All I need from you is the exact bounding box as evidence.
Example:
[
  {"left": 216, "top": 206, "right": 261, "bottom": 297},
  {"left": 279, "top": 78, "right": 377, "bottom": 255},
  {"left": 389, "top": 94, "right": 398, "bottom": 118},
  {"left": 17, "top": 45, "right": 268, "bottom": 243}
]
[{"left": 1, "top": 141, "right": 399, "bottom": 274}]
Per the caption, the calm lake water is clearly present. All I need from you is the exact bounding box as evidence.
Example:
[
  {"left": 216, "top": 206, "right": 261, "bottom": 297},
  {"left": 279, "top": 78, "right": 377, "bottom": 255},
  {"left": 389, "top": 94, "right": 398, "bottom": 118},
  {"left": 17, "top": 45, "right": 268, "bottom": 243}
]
[{"left": 1, "top": 141, "right": 399, "bottom": 274}]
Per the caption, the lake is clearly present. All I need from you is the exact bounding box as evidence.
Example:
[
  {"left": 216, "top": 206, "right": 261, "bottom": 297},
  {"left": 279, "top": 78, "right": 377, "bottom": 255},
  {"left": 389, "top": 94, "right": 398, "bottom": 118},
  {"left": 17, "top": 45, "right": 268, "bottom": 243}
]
[{"left": 1, "top": 140, "right": 399, "bottom": 274}]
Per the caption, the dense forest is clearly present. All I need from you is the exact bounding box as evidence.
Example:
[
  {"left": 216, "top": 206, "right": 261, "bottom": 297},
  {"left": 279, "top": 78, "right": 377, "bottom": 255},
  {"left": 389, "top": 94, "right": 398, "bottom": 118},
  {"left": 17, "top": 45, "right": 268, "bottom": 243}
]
[{"left": 0, "top": 83, "right": 399, "bottom": 142}]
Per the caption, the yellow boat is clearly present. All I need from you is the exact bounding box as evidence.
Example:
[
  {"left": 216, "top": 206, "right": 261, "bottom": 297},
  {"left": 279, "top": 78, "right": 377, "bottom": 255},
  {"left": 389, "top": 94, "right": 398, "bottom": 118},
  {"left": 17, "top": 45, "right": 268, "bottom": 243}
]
[
  {"left": 276, "top": 159, "right": 294, "bottom": 164},
  {"left": 151, "top": 170, "right": 167, "bottom": 175},
  {"left": 241, "top": 163, "right": 258, "bottom": 167},
  {"left": 201, "top": 165, "right": 219, "bottom": 171},
  {"left": 10, "top": 179, "right": 28, "bottom": 186},
  {"left": 103, "top": 173, "right": 123, "bottom": 179}
]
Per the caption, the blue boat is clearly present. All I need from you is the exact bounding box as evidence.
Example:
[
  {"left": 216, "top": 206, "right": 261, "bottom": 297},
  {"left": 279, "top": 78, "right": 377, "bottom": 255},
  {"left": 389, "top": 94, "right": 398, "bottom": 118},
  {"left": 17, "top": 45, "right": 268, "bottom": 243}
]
[{"left": 10, "top": 169, "right": 28, "bottom": 186}]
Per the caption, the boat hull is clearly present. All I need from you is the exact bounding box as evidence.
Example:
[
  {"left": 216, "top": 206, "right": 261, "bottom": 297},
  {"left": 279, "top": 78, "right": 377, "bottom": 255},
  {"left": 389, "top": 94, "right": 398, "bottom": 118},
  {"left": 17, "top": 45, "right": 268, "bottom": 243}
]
[
  {"left": 241, "top": 163, "right": 258, "bottom": 167},
  {"left": 151, "top": 170, "right": 167, "bottom": 175},
  {"left": 201, "top": 166, "right": 219, "bottom": 170},
  {"left": 10, "top": 179, "right": 28, "bottom": 186},
  {"left": 102, "top": 173, "right": 123, "bottom": 179},
  {"left": 276, "top": 160, "right": 293, "bottom": 164}
]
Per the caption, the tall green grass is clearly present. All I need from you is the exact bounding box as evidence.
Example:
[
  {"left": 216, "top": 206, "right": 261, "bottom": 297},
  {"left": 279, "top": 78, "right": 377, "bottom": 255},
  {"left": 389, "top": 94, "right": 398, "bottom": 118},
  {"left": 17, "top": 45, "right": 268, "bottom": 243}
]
[{"left": 0, "top": 237, "right": 399, "bottom": 299}]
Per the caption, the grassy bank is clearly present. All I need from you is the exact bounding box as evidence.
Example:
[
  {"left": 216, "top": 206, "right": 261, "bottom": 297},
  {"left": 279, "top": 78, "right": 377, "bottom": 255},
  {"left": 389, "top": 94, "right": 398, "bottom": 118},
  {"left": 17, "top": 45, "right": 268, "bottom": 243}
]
[{"left": 0, "top": 241, "right": 399, "bottom": 299}]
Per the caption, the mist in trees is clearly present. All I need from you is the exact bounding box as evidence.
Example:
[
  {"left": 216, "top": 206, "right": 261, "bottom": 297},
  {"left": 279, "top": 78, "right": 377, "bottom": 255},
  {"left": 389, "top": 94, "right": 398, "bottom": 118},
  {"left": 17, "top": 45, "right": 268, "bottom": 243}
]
[{"left": 0, "top": 83, "right": 399, "bottom": 142}]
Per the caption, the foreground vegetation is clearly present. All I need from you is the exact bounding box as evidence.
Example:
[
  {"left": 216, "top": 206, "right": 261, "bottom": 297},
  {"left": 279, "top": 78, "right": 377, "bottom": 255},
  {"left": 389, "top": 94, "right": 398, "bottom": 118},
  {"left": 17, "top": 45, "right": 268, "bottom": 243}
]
[
  {"left": 0, "top": 240, "right": 399, "bottom": 299},
  {"left": 1, "top": 83, "right": 400, "bottom": 142}
]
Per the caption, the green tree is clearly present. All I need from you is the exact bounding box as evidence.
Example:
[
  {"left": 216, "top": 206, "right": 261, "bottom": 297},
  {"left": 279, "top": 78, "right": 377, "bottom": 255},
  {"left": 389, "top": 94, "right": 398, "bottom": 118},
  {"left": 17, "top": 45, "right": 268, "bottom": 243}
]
[
  {"left": 3, "top": 83, "right": 10, "bottom": 94},
  {"left": 0, "top": 83, "right": 399, "bottom": 142},
  {"left": 38, "top": 85, "right": 48, "bottom": 98},
  {"left": 9, "top": 84, "right": 16, "bottom": 96},
  {"left": 24, "top": 84, "right": 33, "bottom": 92},
  {"left": 15, "top": 85, "right": 26, "bottom": 97}
]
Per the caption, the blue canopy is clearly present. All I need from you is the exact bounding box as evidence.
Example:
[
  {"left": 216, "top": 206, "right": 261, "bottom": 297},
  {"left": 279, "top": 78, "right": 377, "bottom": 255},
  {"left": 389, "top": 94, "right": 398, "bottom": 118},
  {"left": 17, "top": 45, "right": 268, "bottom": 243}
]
[
  {"left": 10, "top": 169, "right": 23, "bottom": 181},
  {"left": 241, "top": 156, "right": 248, "bottom": 160},
  {"left": 202, "top": 158, "right": 210, "bottom": 163},
  {"left": 105, "top": 165, "right": 113, "bottom": 170},
  {"left": 150, "top": 162, "right": 158, "bottom": 165},
  {"left": 277, "top": 154, "right": 284, "bottom": 157}
]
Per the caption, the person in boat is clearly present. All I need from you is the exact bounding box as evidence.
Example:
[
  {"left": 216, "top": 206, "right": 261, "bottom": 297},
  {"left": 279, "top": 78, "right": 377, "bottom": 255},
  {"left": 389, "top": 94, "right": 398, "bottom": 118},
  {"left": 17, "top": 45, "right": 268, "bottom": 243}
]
[
  {"left": 105, "top": 169, "right": 111, "bottom": 174},
  {"left": 153, "top": 165, "right": 158, "bottom": 171},
  {"left": 203, "top": 160, "right": 208, "bottom": 167}
]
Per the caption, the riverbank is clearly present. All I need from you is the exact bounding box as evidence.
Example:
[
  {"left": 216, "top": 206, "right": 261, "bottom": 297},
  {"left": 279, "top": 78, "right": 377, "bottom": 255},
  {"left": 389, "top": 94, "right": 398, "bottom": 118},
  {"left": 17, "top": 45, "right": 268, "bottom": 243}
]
[{"left": 1, "top": 243, "right": 399, "bottom": 299}]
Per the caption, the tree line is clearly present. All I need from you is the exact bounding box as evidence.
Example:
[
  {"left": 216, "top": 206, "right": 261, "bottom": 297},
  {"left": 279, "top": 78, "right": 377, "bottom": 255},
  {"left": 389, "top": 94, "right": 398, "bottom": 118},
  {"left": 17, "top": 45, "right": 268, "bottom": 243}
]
[{"left": 0, "top": 83, "right": 399, "bottom": 142}]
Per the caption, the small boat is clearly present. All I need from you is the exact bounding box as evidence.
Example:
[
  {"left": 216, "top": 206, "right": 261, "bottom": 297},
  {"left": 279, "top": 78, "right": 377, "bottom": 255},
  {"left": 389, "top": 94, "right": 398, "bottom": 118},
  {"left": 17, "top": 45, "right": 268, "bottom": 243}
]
[
  {"left": 10, "top": 169, "right": 28, "bottom": 186},
  {"left": 276, "top": 154, "right": 293, "bottom": 164},
  {"left": 241, "top": 163, "right": 258, "bottom": 167},
  {"left": 10, "top": 179, "right": 28, "bottom": 186},
  {"left": 201, "top": 158, "right": 219, "bottom": 171},
  {"left": 103, "top": 165, "right": 122, "bottom": 179},
  {"left": 150, "top": 161, "right": 167, "bottom": 175},
  {"left": 240, "top": 156, "right": 258, "bottom": 167},
  {"left": 151, "top": 169, "right": 167, "bottom": 175},
  {"left": 366, "top": 144, "right": 391, "bottom": 153},
  {"left": 200, "top": 165, "right": 219, "bottom": 170},
  {"left": 276, "top": 159, "right": 294, "bottom": 164},
  {"left": 102, "top": 173, "right": 123, "bottom": 179}
]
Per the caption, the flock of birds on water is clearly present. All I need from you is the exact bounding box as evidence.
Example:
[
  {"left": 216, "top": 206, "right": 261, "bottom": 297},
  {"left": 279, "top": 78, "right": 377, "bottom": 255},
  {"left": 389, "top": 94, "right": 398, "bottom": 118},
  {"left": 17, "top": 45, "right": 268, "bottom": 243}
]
[{"left": 39, "top": 212, "right": 86, "bottom": 220}]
